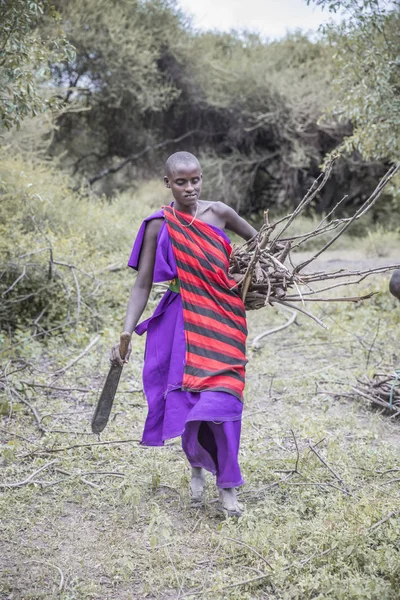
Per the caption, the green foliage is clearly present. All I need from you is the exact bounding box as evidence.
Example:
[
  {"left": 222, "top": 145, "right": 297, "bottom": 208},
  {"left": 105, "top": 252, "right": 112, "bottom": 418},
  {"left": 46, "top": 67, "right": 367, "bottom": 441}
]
[
  {"left": 308, "top": 0, "right": 400, "bottom": 162},
  {"left": 174, "top": 31, "right": 335, "bottom": 211},
  {"left": 0, "top": 151, "right": 157, "bottom": 332},
  {"left": 49, "top": 4, "right": 360, "bottom": 215},
  {"left": 0, "top": 0, "right": 74, "bottom": 130},
  {"left": 50, "top": 0, "right": 185, "bottom": 159},
  {"left": 45, "top": 0, "right": 392, "bottom": 215}
]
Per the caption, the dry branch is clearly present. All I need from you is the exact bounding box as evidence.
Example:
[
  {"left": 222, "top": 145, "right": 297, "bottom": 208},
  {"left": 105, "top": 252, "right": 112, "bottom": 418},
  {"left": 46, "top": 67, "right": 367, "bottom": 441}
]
[
  {"left": 308, "top": 441, "right": 352, "bottom": 496},
  {"left": 350, "top": 371, "right": 400, "bottom": 415},
  {"left": 25, "top": 560, "right": 65, "bottom": 592},
  {"left": 252, "top": 308, "right": 297, "bottom": 348},
  {"left": 230, "top": 163, "right": 400, "bottom": 320},
  {"left": 0, "top": 460, "right": 57, "bottom": 488},
  {"left": 52, "top": 335, "right": 100, "bottom": 377},
  {"left": 10, "top": 388, "right": 47, "bottom": 434},
  {"left": 20, "top": 437, "right": 141, "bottom": 458}
]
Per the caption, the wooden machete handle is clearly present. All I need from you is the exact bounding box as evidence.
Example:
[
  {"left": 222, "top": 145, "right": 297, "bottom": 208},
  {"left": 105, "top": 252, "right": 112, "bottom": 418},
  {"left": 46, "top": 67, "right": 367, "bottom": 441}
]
[{"left": 119, "top": 331, "right": 131, "bottom": 361}]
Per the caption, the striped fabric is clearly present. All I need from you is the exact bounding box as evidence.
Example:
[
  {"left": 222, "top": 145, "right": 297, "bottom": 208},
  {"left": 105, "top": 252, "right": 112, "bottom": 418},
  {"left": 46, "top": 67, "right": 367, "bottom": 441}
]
[{"left": 163, "top": 205, "right": 247, "bottom": 401}]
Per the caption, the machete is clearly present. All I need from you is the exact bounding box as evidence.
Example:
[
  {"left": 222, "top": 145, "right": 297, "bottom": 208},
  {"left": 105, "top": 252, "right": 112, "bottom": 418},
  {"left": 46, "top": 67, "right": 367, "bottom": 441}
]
[{"left": 91, "top": 331, "right": 131, "bottom": 434}]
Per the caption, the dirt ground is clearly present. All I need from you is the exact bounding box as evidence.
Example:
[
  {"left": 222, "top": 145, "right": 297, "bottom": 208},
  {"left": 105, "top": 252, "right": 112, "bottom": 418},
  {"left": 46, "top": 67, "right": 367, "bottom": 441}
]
[{"left": 294, "top": 247, "right": 399, "bottom": 273}]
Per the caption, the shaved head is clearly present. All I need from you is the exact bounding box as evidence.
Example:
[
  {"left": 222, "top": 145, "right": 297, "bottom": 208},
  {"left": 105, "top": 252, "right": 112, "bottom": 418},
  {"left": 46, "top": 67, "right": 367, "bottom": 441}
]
[{"left": 165, "top": 151, "right": 201, "bottom": 177}]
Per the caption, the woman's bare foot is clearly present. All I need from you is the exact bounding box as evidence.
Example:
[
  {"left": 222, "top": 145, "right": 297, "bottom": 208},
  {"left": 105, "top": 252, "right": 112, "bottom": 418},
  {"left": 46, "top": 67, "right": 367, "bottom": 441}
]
[
  {"left": 218, "top": 487, "right": 243, "bottom": 517},
  {"left": 190, "top": 467, "right": 205, "bottom": 506}
]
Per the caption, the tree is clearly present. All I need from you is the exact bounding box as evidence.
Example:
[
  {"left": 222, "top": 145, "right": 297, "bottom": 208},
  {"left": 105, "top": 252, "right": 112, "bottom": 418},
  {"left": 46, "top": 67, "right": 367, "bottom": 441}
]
[
  {"left": 307, "top": 0, "right": 400, "bottom": 162},
  {"left": 49, "top": 0, "right": 185, "bottom": 161},
  {"left": 0, "top": 0, "right": 74, "bottom": 130},
  {"left": 41, "top": 0, "right": 390, "bottom": 216}
]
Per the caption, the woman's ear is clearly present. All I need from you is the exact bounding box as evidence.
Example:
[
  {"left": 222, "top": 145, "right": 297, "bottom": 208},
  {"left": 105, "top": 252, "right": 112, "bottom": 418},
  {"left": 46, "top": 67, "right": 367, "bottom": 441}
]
[{"left": 164, "top": 176, "right": 170, "bottom": 189}]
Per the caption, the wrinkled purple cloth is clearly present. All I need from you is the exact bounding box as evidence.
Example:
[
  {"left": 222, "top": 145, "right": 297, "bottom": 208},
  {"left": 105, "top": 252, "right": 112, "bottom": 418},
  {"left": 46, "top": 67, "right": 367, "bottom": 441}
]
[{"left": 128, "top": 210, "right": 244, "bottom": 487}]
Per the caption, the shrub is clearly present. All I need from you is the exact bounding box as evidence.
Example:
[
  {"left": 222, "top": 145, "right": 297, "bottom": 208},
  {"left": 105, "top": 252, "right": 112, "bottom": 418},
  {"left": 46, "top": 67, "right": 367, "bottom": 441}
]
[{"left": 0, "top": 152, "right": 159, "bottom": 332}]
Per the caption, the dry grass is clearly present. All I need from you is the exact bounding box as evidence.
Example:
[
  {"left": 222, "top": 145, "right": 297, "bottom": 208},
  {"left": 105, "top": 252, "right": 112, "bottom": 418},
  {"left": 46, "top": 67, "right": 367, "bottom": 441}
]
[{"left": 1, "top": 269, "right": 400, "bottom": 599}]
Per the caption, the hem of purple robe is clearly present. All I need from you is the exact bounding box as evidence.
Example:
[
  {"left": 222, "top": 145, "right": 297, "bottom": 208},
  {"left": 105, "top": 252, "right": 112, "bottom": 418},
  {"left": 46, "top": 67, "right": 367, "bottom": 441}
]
[{"left": 141, "top": 414, "right": 242, "bottom": 447}]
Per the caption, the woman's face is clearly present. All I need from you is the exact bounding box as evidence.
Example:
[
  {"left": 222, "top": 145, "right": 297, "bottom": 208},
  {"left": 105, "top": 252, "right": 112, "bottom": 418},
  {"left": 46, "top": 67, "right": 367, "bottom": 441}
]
[{"left": 164, "top": 162, "right": 202, "bottom": 210}]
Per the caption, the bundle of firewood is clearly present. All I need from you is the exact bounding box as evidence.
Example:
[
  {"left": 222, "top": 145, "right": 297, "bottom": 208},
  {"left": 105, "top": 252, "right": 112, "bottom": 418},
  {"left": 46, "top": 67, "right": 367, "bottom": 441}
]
[
  {"left": 229, "top": 162, "right": 400, "bottom": 322},
  {"left": 351, "top": 372, "right": 400, "bottom": 415}
]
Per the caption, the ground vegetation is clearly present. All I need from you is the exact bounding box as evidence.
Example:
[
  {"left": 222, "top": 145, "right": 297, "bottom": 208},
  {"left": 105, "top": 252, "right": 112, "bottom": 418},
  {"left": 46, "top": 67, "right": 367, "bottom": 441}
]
[
  {"left": 0, "top": 0, "right": 74, "bottom": 130},
  {"left": 1, "top": 2, "right": 400, "bottom": 597}
]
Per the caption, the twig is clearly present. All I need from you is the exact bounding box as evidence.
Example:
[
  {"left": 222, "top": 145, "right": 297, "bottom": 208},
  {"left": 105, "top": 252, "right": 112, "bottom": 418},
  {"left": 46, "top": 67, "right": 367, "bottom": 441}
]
[
  {"left": 0, "top": 460, "right": 57, "bottom": 488},
  {"left": 222, "top": 537, "right": 274, "bottom": 570},
  {"left": 295, "top": 163, "right": 399, "bottom": 273},
  {"left": 271, "top": 161, "right": 334, "bottom": 249},
  {"left": 0, "top": 320, "right": 77, "bottom": 354},
  {"left": 274, "top": 299, "right": 327, "bottom": 329},
  {"left": 0, "top": 426, "right": 38, "bottom": 444},
  {"left": 206, "top": 544, "right": 337, "bottom": 593},
  {"left": 281, "top": 293, "right": 375, "bottom": 303},
  {"left": 10, "top": 388, "right": 47, "bottom": 434},
  {"left": 366, "top": 319, "right": 381, "bottom": 369},
  {"left": 71, "top": 267, "right": 81, "bottom": 323},
  {"left": 20, "top": 381, "right": 93, "bottom": 393},
  {"left": 252, "top": 309, "right": 297, "bottom": 348},
  {"left": 367, "top": 511, "right": 400, "bottom": 532},
  {"left": 25, "top": 560, "right": 65, "bottom": 592},
  {"left": 291, "top": 429, "right": 300, "bottom": 474},
  {"left": 308, "top": 442, "right": 352, "bottom": 495},
  {"left": 2, "top": 265, "right": 26, "bottom": 296},
  {"left": 283, "top": 481, "right": 351, "bottom": 495},
  {"left": 283, "top": 546, "right": 338, "bottom": 570},
  {"left": 20, "top": 438, "right": 141, "bottom": 458},
  {"left": 351, "top": 386, "right": 400, "bottom": 414},
  {"left": 379, "top": 478, "right": 400, "bottom": 486},
  {"left": 52, "top": 335, "right": 100, "bottom": 376}
]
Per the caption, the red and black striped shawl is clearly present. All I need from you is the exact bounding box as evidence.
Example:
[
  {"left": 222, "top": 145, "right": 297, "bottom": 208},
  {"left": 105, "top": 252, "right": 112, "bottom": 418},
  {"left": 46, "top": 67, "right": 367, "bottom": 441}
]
[{"left": 164, "top": 205, "right": 247, "bottom": 401}]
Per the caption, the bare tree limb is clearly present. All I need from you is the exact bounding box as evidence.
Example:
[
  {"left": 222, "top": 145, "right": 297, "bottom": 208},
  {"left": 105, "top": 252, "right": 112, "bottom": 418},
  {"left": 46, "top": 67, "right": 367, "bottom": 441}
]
[{"left": 88, "top": 130, "right": 202, "bottom": 185}]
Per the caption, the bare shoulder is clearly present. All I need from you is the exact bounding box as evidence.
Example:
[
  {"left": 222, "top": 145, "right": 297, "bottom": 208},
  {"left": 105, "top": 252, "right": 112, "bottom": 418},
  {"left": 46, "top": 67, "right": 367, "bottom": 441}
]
[
  {"left": 198, "top": 200, "right": 231, "bottom": 229},
  {"left": 213, "top": 201, "right": 235, "bottom": 217},
  {"left": 144, "top": 217, "right": 163, "bottom": 239},
  {"left": 203, "top": 200, "right": 237, "bottom": 221},
  {"left": 214, "top": 201, "right": 257, "bottom": 241}
]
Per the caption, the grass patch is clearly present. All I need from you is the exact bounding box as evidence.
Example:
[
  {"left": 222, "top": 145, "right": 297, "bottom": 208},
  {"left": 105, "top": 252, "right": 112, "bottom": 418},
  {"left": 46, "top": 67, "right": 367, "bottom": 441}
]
[{"left": 1, "top": 273, "right": 400, "bottom": 599}]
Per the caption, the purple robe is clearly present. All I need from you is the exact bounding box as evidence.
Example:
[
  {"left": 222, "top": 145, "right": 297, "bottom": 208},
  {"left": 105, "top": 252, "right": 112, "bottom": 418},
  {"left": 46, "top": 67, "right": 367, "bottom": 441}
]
[{"left": 128, "top": 210, "right": 244, "bottom": 488}]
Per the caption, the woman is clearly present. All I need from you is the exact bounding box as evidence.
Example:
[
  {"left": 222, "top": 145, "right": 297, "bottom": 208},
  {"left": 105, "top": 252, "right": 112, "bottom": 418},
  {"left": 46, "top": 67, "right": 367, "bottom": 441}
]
[{"left": 111, "top": 151, "right": 257, "bottom": 515}]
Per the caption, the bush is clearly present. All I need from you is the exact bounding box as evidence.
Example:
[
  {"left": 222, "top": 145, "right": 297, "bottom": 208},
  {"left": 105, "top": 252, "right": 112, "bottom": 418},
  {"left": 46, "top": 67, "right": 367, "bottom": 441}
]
[{"left": 0, "top": 152, "right": 160, "bottom": 333}]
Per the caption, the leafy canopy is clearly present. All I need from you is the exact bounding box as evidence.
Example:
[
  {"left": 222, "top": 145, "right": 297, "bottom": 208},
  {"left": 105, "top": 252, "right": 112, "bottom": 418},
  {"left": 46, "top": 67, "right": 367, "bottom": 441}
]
[
  {"left": 0, "top": 0, "right": 74, "bottom": 130},
  {"left": 308, "top": 0, "right": 400, "bottom": 161}
]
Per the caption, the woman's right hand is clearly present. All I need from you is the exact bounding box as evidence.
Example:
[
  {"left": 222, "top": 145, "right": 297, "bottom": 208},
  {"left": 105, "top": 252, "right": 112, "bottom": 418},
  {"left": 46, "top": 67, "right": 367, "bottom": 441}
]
[{"left": 109, "top": 338, "right": 132, "bottom": 367}]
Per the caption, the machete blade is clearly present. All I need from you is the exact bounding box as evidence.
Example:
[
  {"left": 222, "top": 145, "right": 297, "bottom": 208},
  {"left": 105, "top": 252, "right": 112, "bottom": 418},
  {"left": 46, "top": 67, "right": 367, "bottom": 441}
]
[
  {"left": 91, "top": 331, "right": 131, "bottom": 434},
  {"left": 91, "top": 361, "right": 123, "bottom": 433}
]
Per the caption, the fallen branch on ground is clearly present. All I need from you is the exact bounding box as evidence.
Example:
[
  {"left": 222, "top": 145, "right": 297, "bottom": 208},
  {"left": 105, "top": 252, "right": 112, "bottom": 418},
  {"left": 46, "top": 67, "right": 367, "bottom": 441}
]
[
  {"left": 325, "top": 371, "right": 400, "bottom": 415},
  {"left": 351, "top": 371, "right": 400, "bottom": 415},
  {"left": 0, "top": 460, "right": 57, "bottom": 488},
  {"left": 52, "top": 335, "right": 100, "bottom": 377},
  {"left": 25, "top": 560, "right": 65, "bottom": 592},
  {"left": 308, "top": 441, "right": 352, "bottom": 496},
  {"left": 19, "top": 437, "right": 141, "bottom": 458},
  {"left": 252, "top": 308, "right": 297, "bottom": 348},
  {"left": 10, "top": 388, "right": 47, "bottom": 434}
]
